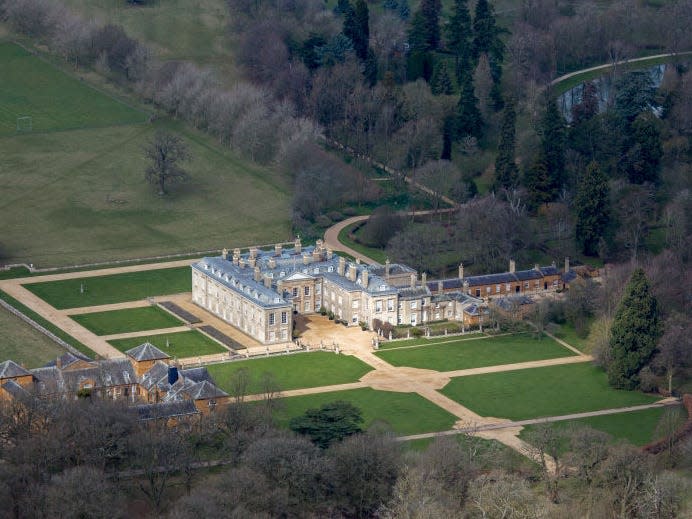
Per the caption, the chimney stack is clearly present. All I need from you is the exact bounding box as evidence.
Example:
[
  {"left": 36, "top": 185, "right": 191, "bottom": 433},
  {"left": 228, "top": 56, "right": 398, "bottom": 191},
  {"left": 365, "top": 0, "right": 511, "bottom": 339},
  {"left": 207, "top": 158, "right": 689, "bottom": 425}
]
[
  {"left": 422, "top": 272, "right": 427, "bottom": 286},
  {"left": 275, "top": 244, "right": 282, "bottom": 256},
  {"left": 303, "top": 253, "right": 310, "bottom": 265},
  {"left": 437, "top": 280, "right": 443, "bottom": 293},
  {"left": 348, "top": 263, "right": 357, "bottom": 282},
  {"left": 534, "top": 263, "right": 540, "bottom": 272},
  {"left": 410, "top": 273, "right": 416, "bottom": 288},
  {"left": 327, "top": 248, "right": 333, "bottom": 260},
  {"left": 458, "top": 263, "right": 464, "bottom": 279},
  {"left": 264, "top": 276, "right": 272, "bottom": 288},
  {"left": 238, "top": 258, "right": 245, "bottom": 268},
  {"left": 268, "top": 258, "right": 276, "bottom": 269},
  {"left": 254, "top": 266, "right": 261, "bottom": 282},
  {"left": 294, "top": 237, "right": 302, "bottom": 254},
  {"left": 316, "top": 239, "right": 323, "bottom": 250},
  {"left": 249, "top": 247, "right": 258, "bottom": 259},
  {"left": 509, "top": 259, "right": 516, "bottom": 273},
  {"left": 564, "top": 257, "right": 570, "bottom": 273},
  {"left": 221, "top": 248, "right": 228, "bottom": 260},
  {"left": 338, "top": 257, "right": 346, "bottom": 276},
  {"left": 385, "top": 258, "right": 391, "bottom": 278},
  {"left": 312, "top": 248, "right": 321, "bottom": 262},
  {"left": 248, "top": 257, "right": 256, "bottom": 268},
  {"left": 362, "top": 269, "right": 369, "bottom": 287}
]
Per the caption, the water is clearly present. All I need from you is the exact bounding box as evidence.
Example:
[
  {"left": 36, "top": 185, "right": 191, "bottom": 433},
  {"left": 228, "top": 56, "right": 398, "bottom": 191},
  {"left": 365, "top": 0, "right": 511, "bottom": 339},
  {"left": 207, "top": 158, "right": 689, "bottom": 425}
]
[{"left": 558, "top": 64, "right": 667, "bottom": 122}]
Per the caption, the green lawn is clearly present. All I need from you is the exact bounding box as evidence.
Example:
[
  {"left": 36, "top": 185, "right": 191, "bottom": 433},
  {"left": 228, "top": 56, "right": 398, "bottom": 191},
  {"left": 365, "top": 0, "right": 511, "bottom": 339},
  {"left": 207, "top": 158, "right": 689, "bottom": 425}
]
[
  {"left": 441, "top": 363, "right": 659, "bottom": 421},
  {"left": 519, "top": 406, "right": 675, "bottom": 448},
  {"left": 0, "top": 42, "right": 145, "bottom": 135},
  {"left": 0, "top": 289, "right": 94, "bottom": 358},
  {"left": 109, "top": 330, "right": 227, "bottom": 358},
  {"left": 378, "top": 332, "right": 485, "bottom": 349},
  {"left": 337, "top": 222, "right": 387, "bottom": 264},
  {"left": 24, "top": 267, "right": 191, "bottom": 309},
  {"left": 0, "top": 306, "right": 66, "bottom": 367},
  {"left": 208, "top": 352, "right": 374, "bottom": 394},
  {"left": 376, "top": 333, "right": 575, "bottom": 371},
  {"left": 273, "top": 387, "right": 458, "bottom": 436},
  {"left": 551, "top": 323, "right": 591, "bottom": 352},
  {"left": 70, "top": 306, "right": 183, "bottom": 336}
]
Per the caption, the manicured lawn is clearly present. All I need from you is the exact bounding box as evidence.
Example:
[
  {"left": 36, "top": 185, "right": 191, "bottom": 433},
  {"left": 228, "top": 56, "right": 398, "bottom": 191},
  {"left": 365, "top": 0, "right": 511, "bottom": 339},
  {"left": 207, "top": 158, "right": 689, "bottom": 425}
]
[
  {"left": 70, "top": 306, "right": 183, "bottom": 336},
  {"left": 273, "top": 388, "right": 458, "bottom": 436},
  {"left": 0, "top": 306, "right": 65, "bottom": 367},
  {"left": 378, "top": 332, "right": 484, "bottom": 350},
  {"left": 0, "top": 42, "right": 145, "bottom": 135},
  {"left": 0, "top": 289, "right": 94, "bottom": 358},
  {"left": 208, "top": 352, "right": 373, "bottom": 394},
  {"left": 441, "top": 363, "right": 659, "bottom": 421},
  {"left": 519, "top": 406, "right": 676, "bottom": 448},
  {"left": 376, "top": 333, "right": 575, "bottom": 371},
  {"left": 109, "top": 330, "right": 227, "bottom": 358},
  {"left": 338, "top": 223, "right": 387, "bottom": 264},
  {"left": 24, "top": 267, "right": 192, "bottom": 309},
  {"left": 551, "top": 322, "right": 591, "bottom": 352}
]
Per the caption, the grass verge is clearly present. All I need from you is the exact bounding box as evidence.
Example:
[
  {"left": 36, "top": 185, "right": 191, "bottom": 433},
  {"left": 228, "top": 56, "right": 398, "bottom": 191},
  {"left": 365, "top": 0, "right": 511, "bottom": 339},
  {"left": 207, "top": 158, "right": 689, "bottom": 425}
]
[
  {"left": 337, "top": 222, "right": 387, "bottom": 264},
  {"left": 70, "top": 306, "right": 183, "bottom": 336},
  {"left": 273, "top": 387, "right": 458, "bottom": 436},
  {"left": 0, "top": 306, "right": 66, "bottom": 367},
  {"left": 23, "top": 267, "right": 191, "bottom": 309},
  {"left": 440, "top": 363, "right": 659, "bottom": 421},
  {"left": 208, "top": 352, "right": 373, "bottom": 394},
  {"left": 0, "top": 289, "right": 94, "bottom": 358},
  {"left": 376, "top": 333, "right": 575, "bottom": 371},
  {"left": 109, "top": 330, "right": 227, "bottom": 358}
]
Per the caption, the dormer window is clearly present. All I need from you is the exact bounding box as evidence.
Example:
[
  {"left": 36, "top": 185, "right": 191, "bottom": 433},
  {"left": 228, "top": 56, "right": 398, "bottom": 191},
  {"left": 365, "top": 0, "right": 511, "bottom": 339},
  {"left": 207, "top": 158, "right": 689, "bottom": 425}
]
[{"left": 328, "top": 266, "right": 334, "bottom": 272}]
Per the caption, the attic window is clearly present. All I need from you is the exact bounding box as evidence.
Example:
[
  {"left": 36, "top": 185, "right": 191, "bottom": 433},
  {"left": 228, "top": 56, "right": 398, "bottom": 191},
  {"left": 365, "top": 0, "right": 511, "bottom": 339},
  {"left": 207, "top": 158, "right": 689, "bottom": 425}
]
[
  {"left": 328, "top": 266, "right": 334, "bottom": 272},
  {"left": 379, "top": 285, "right": 386, "bottom": 291},
  {"left": 280, "top": 271, "right": 285, "bottom": 277}
]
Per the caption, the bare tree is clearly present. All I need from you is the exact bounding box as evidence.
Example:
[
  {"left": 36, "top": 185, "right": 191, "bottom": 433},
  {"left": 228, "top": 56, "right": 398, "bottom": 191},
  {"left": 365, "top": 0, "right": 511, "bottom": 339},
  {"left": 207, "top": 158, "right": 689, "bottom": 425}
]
[{"left": 144, "top": 131, "right": 191, "bottom": 196}]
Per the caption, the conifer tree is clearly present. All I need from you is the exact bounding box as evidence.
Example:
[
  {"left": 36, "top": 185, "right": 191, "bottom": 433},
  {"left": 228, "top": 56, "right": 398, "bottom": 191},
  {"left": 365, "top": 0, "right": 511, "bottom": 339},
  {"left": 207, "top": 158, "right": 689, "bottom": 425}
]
[
  {"left": 574, "top": 161, "right": 610, "bottom": 256},
  {"left": 538, "top": 95, "right": 566, "bottom": 196},
  {"left": 430, "top": 60, "right": 453, "bottom": 95},
  {"left": 419, "top": 0, "right": 442, "bottom": 50},
  {"left": 523, "top": 153, "right": 552, "bottom": 210},
  {"left": 344, "top": 0, "right": 369, "bottom": 61},
  {"left": 607, "top": 268, "right": 661, "bottom": 390},
  {"left": 456, "top": 74, "right": 482, "bottom": 139},
  {"left": 494, "top": 99, "right": 518, "bottom": 190},
  {"left": 446, "top": 0, "right": 473, "bottom": 83},
  {"left": 472, "top": 0, "right": 503, "bottom": 62},
  {"left": 627, "top": 114, "right": 663, "bottom": 185}
]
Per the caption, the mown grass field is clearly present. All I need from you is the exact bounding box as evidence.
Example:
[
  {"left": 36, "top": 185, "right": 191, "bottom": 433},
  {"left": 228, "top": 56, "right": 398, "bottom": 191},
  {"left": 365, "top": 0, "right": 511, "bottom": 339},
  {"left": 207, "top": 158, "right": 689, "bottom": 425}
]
[
  {"left": 70, "top": 306, "right": 183, "bottom": 335},
  {"left": 376, "top": 333, "right": 575, "bottom": 371},
  {"left": 441, "top": 363, "right": 659, "bottom": 421},
  {"left": 208, "top": 352, "right": 373, "bottom": 394},
  {"left": 0, "top": 39, "right": 290, "bottom": 268},
  {"left": 0, "top": 307, "right": 65, "bottom": 367},
  {"left": 272, "top": 387, "right": 458, "bottom": 436},
  {"left": 519, "top": 406, "right": 677, "bottom": 449},
  {"left": 378, "top": 332, "right": 485, "bottom": 349},
  {"left": 0, "top": 42, "right": 145, "bottom": 135},
  {"left": 109, "top": 330, "right": 227, "bottom": 358},
  {"left": 24, "top": 267, "right": 191, "bottom": 309}
]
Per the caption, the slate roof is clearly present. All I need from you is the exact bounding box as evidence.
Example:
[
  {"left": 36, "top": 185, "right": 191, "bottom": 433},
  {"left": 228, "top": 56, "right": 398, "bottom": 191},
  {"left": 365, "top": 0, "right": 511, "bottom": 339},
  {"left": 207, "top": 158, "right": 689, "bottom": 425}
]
[
  {"left": 125, "top": 342, "right": 171, "bottom": 362},
  {"left": 428, "top": 264, "right": 561, "bottom": 292},
  {"left": 32, "top": 358, "right": 137, "bottom": 393},
  {"left": 188, "top": 380, "right": 228, "bottom": 400},
  {"left": 562, "top": 269, "right": 578, "bottom": 283},
  {"left": 140, "top": 361, "right": 171, "bottom": 392},
  {"left": 1, "top": 380, "right": 31, "bottom": 399},
  {"left": 135, "top": 400, "right": 199, "bottom": 421},
  {"left": 369, "top": 263, "right": 415, "bottom": 277},
  {"left": 0, "top": 360, "right": 31, "bottom": 380},
  {"left": 43, "top": 351, "right": 93, "bottom": 370},
  {"left": 493, "top": 295, "right": 535, "bottom": 311},
  {"left": 180, "top": 367, "right": 214, "bottom": 384},
  {"left": 397, "top": 286, "right": 431, "bottom": 299}
]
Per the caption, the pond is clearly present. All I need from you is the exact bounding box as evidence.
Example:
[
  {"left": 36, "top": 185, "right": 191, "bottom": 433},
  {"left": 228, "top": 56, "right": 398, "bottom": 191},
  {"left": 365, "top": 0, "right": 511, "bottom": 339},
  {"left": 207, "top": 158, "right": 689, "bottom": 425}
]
[{"left": 558, "top": 64, "right": 667, "bottom": 122}]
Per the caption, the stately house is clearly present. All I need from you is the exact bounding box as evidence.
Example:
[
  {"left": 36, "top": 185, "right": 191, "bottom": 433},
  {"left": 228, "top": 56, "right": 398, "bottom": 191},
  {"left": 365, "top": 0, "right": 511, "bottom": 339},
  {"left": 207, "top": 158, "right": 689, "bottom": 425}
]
[
  {"left": 191, "top": 241, "right": 574, "bottom": 345},
  {"left": 0, "top": 343, "right": 229, "bottom": 422}
]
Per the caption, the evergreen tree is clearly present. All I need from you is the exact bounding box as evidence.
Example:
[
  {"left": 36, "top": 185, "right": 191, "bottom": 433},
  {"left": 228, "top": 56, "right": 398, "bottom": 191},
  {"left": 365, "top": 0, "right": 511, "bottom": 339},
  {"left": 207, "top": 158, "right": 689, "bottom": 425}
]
[
  {"left": 441, "top": 115, "right": 455, "bottom": 160},
  {"left": 446, "top": 0, "right": 473, "bottom": 83},
  {"left": 523, "top": 153, "right": 553, "bottom": 210},
  {"left": 363, "top": 47, "right": 378, "bottom": 86},
  {"left": 494, "top": 99, "right": 518, "bottom": 190},
  {"left": 344, "top": 0, "right": 369, "bottom": 61},
  {"left": 419, "top": 0, "right": 442, "bottom": 50},
  {"left": 398, "top": 0, "right": 410, "bottom": 19},
  {"left": 430, "top": 60, "right": 453, "bottom": 95},
  {"left": 456, "top": 74, "right": 482, "bottom": 139},
  {"left": 574, "top": 161, "right": 610, "bottom": 256},
  {"left": 571, "top": 81, "right": 599, "bottom": 125},
  {"left": 472, "top": 0, "right": 504, "bottom": 62},
  {"left": 607, "top": 269, "right": 661, "bottom": 390},
  {"left": 626, "top": 114, "right": 663, "bottom": 185},
  {"left": 539, "top": 95, "right": 566, "bottom": 196}
]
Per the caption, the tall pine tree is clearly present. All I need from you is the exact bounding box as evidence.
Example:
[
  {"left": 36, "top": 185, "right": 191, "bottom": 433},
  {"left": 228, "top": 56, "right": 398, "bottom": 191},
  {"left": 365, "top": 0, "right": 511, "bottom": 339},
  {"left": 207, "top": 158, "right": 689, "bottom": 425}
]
[
  {"left": 607, "top": 268, "right": 661, "bottom": 390},
  {"left": 538, "top": 95, "right": 566, "bottom": 197},
  {"left": 446, "top": 0, "right": 473, "bottom": 84},
  {"left": 344, "top": 0, "right": 369, "bottom": 61},
  {"left": 524, "top": 153, "right": 553, "bottom": 211},
  {"left": 574, "top": 161, "right": 610, "bottom": 256},
  {"left": 494, "top": 99, "right": 518, "bottom": 190},
  {"left": 472, "top": 0, "right": 505, "bottom": 110},
  {"left": 419, "top": 0, "right": 442, "bottom": 50},
  {"left": 456, "top": 74, "right": 482, "bottom": 139}
]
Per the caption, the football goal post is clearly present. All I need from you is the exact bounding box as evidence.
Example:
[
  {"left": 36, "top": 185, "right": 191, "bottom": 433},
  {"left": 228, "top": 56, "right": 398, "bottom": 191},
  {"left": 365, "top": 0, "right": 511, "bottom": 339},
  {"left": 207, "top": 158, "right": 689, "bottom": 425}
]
[{"left": 16, "top": 116, "right": 32, "bottom": 132}]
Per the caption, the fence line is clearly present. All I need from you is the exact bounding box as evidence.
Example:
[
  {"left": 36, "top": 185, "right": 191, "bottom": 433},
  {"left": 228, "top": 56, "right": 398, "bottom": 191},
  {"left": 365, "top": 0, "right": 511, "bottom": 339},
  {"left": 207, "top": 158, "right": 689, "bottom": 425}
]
[{"left": 0, "top": 298, "right": 85, "bottom": 358}]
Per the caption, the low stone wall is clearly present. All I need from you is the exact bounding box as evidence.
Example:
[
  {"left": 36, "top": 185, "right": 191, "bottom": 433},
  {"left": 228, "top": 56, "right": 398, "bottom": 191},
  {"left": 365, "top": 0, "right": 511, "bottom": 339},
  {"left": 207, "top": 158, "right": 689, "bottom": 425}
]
[{"left": 0, "top": 297, "right": 85, "bottom": 358}]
